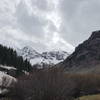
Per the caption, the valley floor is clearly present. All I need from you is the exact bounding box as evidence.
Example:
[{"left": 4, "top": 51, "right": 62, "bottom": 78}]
[{"left": 79, "top": 94, "right": 100, "bottom": 100}]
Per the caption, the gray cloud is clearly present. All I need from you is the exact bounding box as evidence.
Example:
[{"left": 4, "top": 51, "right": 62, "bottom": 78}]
[
  {"left": 31, "top": 0, "right": 51, "bottom": 11},
  {"left": 15, "top": 1, "right": 46, "bottom": 38},
  {"left": 1, "top": 0, "right": 100, "bottom": 52},
  {"left": 59, "top": 0, "right": 100, "bottom": 46}
]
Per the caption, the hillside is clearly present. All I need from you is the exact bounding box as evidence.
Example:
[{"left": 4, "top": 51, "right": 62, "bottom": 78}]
[{"left": 59, "top": 30, "right": 100, "bottom": 73}]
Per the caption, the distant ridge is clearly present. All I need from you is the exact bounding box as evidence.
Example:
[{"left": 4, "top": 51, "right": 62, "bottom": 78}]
[{"left": 17, "top": 46, "right": 71, "bottom": 68}]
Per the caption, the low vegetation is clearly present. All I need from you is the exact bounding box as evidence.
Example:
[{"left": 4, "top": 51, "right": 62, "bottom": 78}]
[
  {"left": 1, "top": 68, "right": 100, "bottom": 100},
  {"left": 11, "top": 68, "right": 76, "bottom": 100}
]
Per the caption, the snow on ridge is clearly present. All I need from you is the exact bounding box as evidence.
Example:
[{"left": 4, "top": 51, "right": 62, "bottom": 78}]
[
  {"left": 0, "top": 70, "right": 17, "bottom": 94},
  {"left": 0, "top": 71, "right": 17, "bottom": 91},
  {"left": 0, "top": 65, "right": 17, "bottom": 94},
  {"left": 17, "top": 46, "right": 71, "bottom": 66},
  {"left": 0, "top": 65, "right": 16, "bottom": 70}
]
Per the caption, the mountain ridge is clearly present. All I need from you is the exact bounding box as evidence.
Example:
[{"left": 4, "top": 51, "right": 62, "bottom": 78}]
[
  {"left": 59, "top": 30, "right": 100, "bottom": 73},
  {"left": 17, "top": 46, "right": 71, "bottom": 67}
]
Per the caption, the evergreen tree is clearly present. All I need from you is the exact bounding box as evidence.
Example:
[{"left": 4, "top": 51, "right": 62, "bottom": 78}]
[{"left": 0, "top": 44, "right": 33, "bottom": 76}]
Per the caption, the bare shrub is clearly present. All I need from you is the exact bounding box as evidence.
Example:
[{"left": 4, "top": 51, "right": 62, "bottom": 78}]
[
  {"left": 65, "top": 73, "right": 100, "bottom": 97},
  {"left": 9, "top": 69, "right": 100, "bottom": 100},
  {"left": 11, "top": 68, "right": 76, "bottom": 100}
]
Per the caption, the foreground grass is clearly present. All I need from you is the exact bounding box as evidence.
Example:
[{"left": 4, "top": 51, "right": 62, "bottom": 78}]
[{"left": 79, "top": 94, "right": 100, "bottom": 100}]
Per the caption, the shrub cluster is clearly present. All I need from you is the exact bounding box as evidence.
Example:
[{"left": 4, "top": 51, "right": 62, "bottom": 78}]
[{"left": 5, "top": 69, "right": 100, "bottom": 100}]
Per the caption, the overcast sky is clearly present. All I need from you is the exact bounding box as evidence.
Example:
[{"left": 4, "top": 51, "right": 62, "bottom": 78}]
[{"left": 0, "top": 0, "right": 100, "bottom": 52}]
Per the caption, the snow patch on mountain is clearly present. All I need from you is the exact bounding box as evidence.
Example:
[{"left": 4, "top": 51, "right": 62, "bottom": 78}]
[
  {"left": 17, "top": 46, "right": 74, "bottom": 66},
  {"left": 0, "top": 65, "right": 17, "bottom": 95}
]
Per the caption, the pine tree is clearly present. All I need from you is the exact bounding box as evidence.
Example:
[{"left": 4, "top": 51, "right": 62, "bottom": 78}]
[{"left": 0, "top": 44, "right": 33, "bottom": 76}]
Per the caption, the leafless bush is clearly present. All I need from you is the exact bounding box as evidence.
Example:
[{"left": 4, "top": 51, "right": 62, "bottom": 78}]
[
  {"left": 9, "top": 69, "right": 100, "bottom": 100},
  {"left": 11, "top": 68, "right": 76, "bottom": 100},
  {"left": 65, "top": 73, "right": 100, "bottom": 97}
]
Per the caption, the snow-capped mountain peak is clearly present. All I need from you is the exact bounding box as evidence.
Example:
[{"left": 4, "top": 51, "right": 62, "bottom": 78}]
[
  {"left": 42, "top": 51, "right": 69, "bottom": 61},
  {"left": 17, "top": 46, "right": 71, "bottom": 66},
  {"left": 21, "top": 46, "right": 39, "bottom": 56},
  {"left": 17, "top": 46, "right": 41, "bottom": 60}
]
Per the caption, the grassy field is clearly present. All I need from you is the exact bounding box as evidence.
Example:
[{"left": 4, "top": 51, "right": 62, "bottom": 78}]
[{"left": 79, "top": 94, "right": 100, "bottom": 100}]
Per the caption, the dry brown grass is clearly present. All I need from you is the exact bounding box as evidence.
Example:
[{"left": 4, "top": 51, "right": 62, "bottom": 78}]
[{"left": 79, "top": 94, "right": 100, "bottom": 100}]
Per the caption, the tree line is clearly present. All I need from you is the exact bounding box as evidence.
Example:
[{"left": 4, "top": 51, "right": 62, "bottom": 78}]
[{"left": 0, "top": 44, "right": 32, "bottom": 75}]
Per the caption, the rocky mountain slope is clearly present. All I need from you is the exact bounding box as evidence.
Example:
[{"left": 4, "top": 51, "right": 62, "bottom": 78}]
[
  {"left": 59, "top": 30, "right": 100, "bottom": 73},
  {"left": 17, "top": 46, "right": 71, "bottom": 67}
]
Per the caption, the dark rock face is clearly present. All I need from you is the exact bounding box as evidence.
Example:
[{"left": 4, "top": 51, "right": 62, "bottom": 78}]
[
  {"left": 60, "top": 31, "right": 100, "bottom": 72},
  {"left": 89, "top": 31, "right": 100, "bottom": 40}
]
